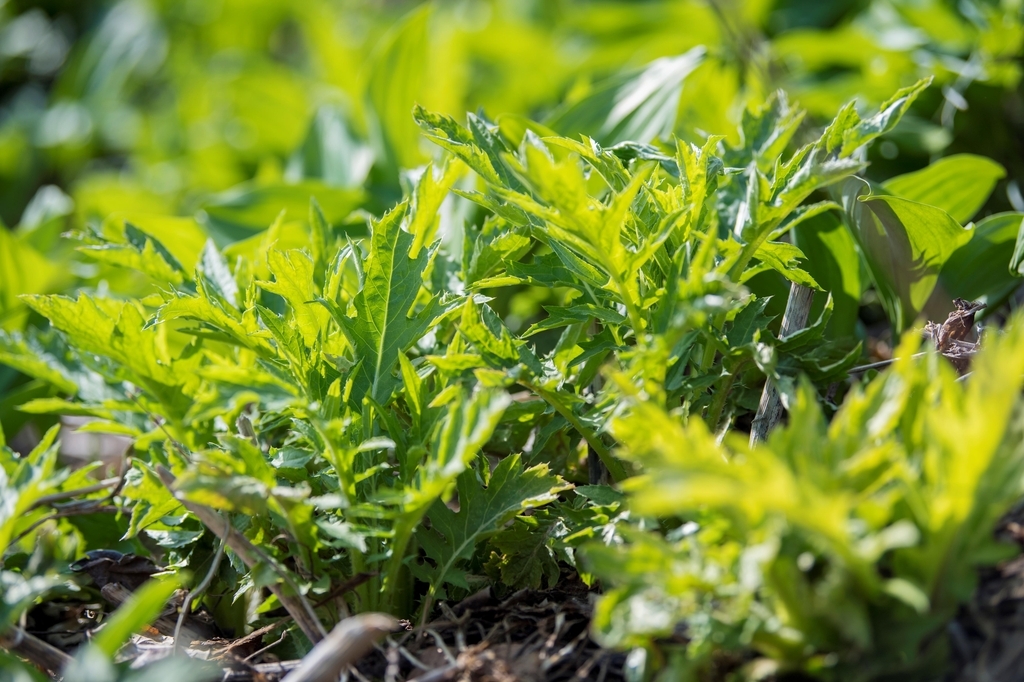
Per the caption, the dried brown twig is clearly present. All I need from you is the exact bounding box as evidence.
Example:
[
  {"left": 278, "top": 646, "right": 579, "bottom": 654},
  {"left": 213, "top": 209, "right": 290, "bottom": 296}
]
[
  {"left": 279, "top": 614, "right": 397, "bottom": 682},
  {"left": 155, "top": 466, "right": 327, "bottom": 645},
  {"left": 0, "top": 626, "right": 74, "bottom": 676}
]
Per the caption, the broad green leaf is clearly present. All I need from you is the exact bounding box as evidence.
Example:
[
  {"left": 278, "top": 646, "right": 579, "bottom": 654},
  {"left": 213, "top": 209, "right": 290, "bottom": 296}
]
[
  {"left": 791, "top": 211, "right": 863, "bottom": 338},
  {"left": 883, "top": 154, "right": 1005, "bottom": 224},
  {"left": 939, "top": 212, "right": 1023, "bottom": 307},
  {"left": 547, "top": 48, "right": 706, "bottom": 145},
  {"left": 839, "top": 179, "right": 973, "bottom": 329},
  {"left": 201, "top": 181, "right": 365, "bottom": 245},
  {"left": 366, "top": 4, "right": 431, "bottom": 173},
  {"left": 23, "top": 295, "right": 173, "bottom": 386}
]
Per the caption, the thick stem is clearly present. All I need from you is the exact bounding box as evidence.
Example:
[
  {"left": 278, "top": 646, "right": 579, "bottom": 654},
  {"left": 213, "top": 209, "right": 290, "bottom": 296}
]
[
  {"left": 749, "top": 283, "right": 815, "bottom": 446},
  {"left": 0, "top": 627, "right": 73, "bottom": 676}
]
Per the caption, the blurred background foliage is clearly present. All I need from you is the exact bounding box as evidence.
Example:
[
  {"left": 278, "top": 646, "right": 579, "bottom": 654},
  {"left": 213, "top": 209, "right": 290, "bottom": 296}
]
[{"left": 0, "top": 0, "right": 1022, "bottom": 442}]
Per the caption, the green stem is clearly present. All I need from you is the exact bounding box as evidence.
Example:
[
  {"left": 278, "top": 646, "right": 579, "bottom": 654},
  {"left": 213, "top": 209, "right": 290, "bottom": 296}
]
[
  {"left": 706, "top": 361, "right": 745, "bottom": 433},
  {"left": 528, "top": 383, "right": 629, "bottom": 482},
  {"left": 700, "top": 227, "right": 775, "bottom": 372},
  {"left": 605, "top": 265, "right": 646, "bottom": 348},
  {"left": 380, "top": 516, "right": 420, "bottom": 614}
]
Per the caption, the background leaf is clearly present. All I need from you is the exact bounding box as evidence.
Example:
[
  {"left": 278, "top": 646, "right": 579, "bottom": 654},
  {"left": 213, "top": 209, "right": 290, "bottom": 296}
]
[
  {"left": 547, "top": 48, "right": 706, "bottom": 145},
  {"left": 883, "top": 153, "right": 1005, "bottom": 224}
]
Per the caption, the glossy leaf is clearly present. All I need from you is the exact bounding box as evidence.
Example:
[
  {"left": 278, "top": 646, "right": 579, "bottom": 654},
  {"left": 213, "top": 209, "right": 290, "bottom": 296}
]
[{"left": 883, "top": 154, "right": 1005, "bottom": 224}]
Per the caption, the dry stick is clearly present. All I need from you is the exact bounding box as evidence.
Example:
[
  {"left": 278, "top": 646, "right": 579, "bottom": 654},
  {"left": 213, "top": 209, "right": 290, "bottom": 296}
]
[
  {"left": 154, "top": 466, "right": 327, "bottom": 645},
  {"left": 0, "top": 626, "right": 74, "bottom": 676},
  {"left": 750, "top": 283, "right": 815, "bottom": 447},
  {"left": 29, "top": 477, "right": 122, "bottom": 510},
  {"left": 279, "top": 613, "right": 398, "bottom": 682}
]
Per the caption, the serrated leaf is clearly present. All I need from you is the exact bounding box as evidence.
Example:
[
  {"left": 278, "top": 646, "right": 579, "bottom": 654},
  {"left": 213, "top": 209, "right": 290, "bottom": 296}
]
[
  {"left": 726, "top": 297, "right": 773, "bottom": 348},
  {"left": 408, "top": 161, "right": 462, "bottom": 259},
  {"left": 258, "top": 249, "right": 329, "bottom": 347},
  {"left": 488, "top": 519, "right": 561, "bottom": 590},
  {"left": 839, "top": 77, "right": 932, "bottom": 157},
  {"left": 325, "top": 204, "right": 437, "bottom": 407},
  {"left": 420, "top": 454, "right": 569, "bottom": 592}
]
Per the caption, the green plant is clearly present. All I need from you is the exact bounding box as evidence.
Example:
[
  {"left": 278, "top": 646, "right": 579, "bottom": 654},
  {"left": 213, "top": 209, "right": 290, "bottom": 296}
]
[
  {"left": 586, "top": 312, "right": 1024, "bottom": 681},
  {"left": 2, "top": 2, "right": 1024, "bottom": 678}
]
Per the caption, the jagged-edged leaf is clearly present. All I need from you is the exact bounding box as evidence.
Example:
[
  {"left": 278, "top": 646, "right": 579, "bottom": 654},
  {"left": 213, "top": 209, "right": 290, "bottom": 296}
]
[
  {"left": 839, "top": 77, "right": 932, "bottom": 157},
  {"left": 523, "top": 304, "right": 627, "bottom": 337},
  {"left": 419, "top": 454, "right": 568, "bottom": 591},
  {"left": 257, "top": 249, "right": 329, "bottom": 347},
  {"left": 726, "top": 297, "right": 774, "bottom": 348},
  {"left": 323, "top": 204, "right": 437, "bottom": 407},
  {"left": 414, "top": 108, "right": 508, "bottom": 186},
  {"left": 748, "top": 241, "right": 821, "bottom": 290},
  {"left": 463, "top": 219, "right": 532, "bottom": 286},
  {"left": 78, "top": 223, "right": 187, "bottom": 284},
  {"left": 382, "top": 388, "right": 510, "bottom": 600},
  {"left": 486, "top": 518, "right": 561, "bottom": 590}
]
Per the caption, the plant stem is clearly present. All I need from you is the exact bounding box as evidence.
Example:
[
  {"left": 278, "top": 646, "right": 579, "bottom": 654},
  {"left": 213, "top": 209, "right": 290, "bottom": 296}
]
[
  {"left": 750, "top": 283, "right": 815, "bottom": 446},
  {"left": 527, "top": 383, "right": 629, "bottom": 482}
]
